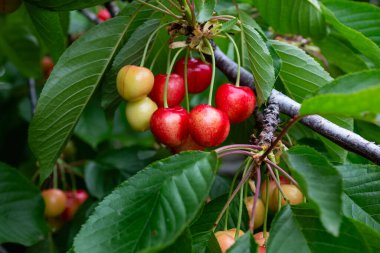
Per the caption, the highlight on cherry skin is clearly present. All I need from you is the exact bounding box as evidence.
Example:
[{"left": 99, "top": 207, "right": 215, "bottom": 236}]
[
  {"left": 42, "top": 189, "right": 67, "bottom": 218},
  {"left": 174, "top": 57, "right": 212, "bottom": 94},
  {"left": 116, "top": 65, "right": 155, "bottom": 101},
  {"left": 150, "top": 106, "right": 189, "bottom": 147},
  {"left": 189, "top": 104, "right": 230, "bottom": 147},
  {"left": 215, "top": 83, "right": 256, "bottom": 124},
  {"left": 125, "top": 97, "right": 158, "bottom": 132},
  {"left": 149, "top": 73, "right": 185, "bottom": 107}
]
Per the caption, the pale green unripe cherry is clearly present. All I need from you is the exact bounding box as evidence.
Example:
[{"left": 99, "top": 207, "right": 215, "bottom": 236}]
[
  {"left": 126, "top": 97, "right": 158, "bottom": 132},
  {"left": 116, "top": 65, "right": 154, "bottom": 101}
]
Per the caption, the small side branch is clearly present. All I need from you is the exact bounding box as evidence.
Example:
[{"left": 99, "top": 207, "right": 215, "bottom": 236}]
[
  {"left": 214, "top": 47, "right": 380, "bottom": 165},
  {"left": 28, "top": 78, "right": 37, "bottom": 114}
]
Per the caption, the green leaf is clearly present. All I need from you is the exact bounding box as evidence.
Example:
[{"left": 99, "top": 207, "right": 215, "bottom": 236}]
[
  {"left": 74, "top": 100, "right": 110, "bottom": 149},
  {"left": 351, "top": 219, "right": 380, "bottom": 253},
  {"left": 321, "top": 3, "right": 380, "bottom": 68},
  {"left": 0, "top": 9, "right": 42, "bottom": 78},
  {"left": 0, "top": 162, "right": 48, "bottom": 246},
  {"left": 226, "top": 233, "right": 257, "bottom": 253},
  {"left": 254, "top": 0, "right": 326, "bottom": 38},
  {"left": 300, "top": 70, "right": 380, "bottom": 125},
  {"left": 73, "top": 151, "right": 218, "bottom": 253},
  {"left": 268, "top": 204, "right": 372, "bottom": 253},
  {"left": 28, "top": 5, "right": 151, "bottom": 183},
  {"left": 25, "top": 3, "right": 67, "bottom": 62},
  {"left": 316, "top": 33, "right": 369, "bottom": 73},
  {"left": 195, "top": 0, "right": 216, "bottom": 23},
  {"left": 270, "top": 40, "right": 333, "bottom": 102},
  {"left": 240, "top": 15, "right": 275, "bottom": 105},
  {"left": 101, "top": 18, "right": 160, "bottom": 110},
  {"left": 336, "top": 164, "right": 380, "bottom": 232},
  {"left": 220, "top": 18, "right": 238, "bottom": 33},
  {"left": 284, "top": 146, "right": 343, "bottom": 236},
  {"left": 355, "top": 121, "right": 380, "bottom": 144},
  {"left": 323, "top": 0, "right": 380, "bottom": 46},
  {"left": 24, "top": 0, "right": 109, "bottom": 11},
  {"left": 163, "top": 228, "right": 192, "bottom": 253}
]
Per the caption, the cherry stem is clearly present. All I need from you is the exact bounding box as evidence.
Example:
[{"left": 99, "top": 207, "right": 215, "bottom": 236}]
[
  {"left": 168, "top": 0, "right": 182, "bottom": 12},
  {"left": 53, "top": 164, "right": 58, "bottom": 189},
  {"left": 249, "top": 166, "right": 261, "bottom": 233},
  {"left": 184, "top": 48, "right": 190, "bottom": 112},
  {"left": 184, "top": 0, "right": 196, "bottom": 26},
  {"left": 155, "top": 0, "right": 179, "bottom": 16},
  {"left": 265, "top": 159, "right": 299, "bottom": 187},
  {"left": 263, "top": 175, "right": 270, "bottom": 238},
  {"left": 224, "top": 33, "right": 241, "bottom": 87},
  {"left": 57, "top": 160, "right": 67, "bottom": 190},
  {"left": 164, "top": 48, "right": 185, "bottom": 108},
  {"left": 266, "top": 163, "right": 287, "bottom": 206},
  {"left": 215, "top": 144, "right": 262, "bottom": 153},
  {"left": 214, "top": 158, "right": 254, "bottom": 229},
  {"left": 236, "top": 162, "right": 250, "bottom": 239},
  {"left": 224, "top": 160, "right": 247, "bottom": 231},
  {"left": 218, "top": 150, "right": 254, "bottom": 158},
  {"left": 259, "top": 115, "right": 303, "bottom": 163},
  {"left": 136, "top": 0, "right": 181, "bottom": 19},
  {"left": 204, "top": 39, "right": 216, "bottom": 106},
  {"left": 140, "top": 22, "right": 170, "bottom": 67}
]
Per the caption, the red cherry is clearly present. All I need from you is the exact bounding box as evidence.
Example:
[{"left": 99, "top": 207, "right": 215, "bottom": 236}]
[
  {"left": 150, "top": 106, "right": 189, "bottom": 147},
  {"left": 174, "top": 58, "right": 212, "bottom": 93},
  {"left": 215, "top": 83, "right": 256, "bottom": 123},
  {"left": 97, "top": 8, "right": 111, "bottom": 22},
  {"left": 189, "top": 104, "right": 230, "bottom": 147},
  {"left": 61, "top": 190, "right": 89, "bottom": 221},
  {"left": 149, "top": 74, "right": 185, "bottom": 107},
  {"left": 259, "top": 246, "right": 266, "bottom": 253},
  {"left": 41, "top": 56, "right": 54, "bottom": 79},
  {"left": 171, "top": 135, "right": 205, "bottom": 153}
]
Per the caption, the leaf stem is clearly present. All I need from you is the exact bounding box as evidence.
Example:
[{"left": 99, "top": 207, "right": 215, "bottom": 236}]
[
  {"left": 224, "top": 33, "right": 241, "bottom": 86},
  {"left": 164, "top": 48, "right": 185, "bottom": 108},
  {"left": 204, "top": 39, "right": 216, "bottom": 106}
]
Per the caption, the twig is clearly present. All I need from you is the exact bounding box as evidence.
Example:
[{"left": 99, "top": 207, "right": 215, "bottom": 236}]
[
  {"left": 213, "top": 46, "right": 380, "bottom": 165},
  {"left": 28, "top": 78, "right": 37, "bottom": 114},
  {"left": 79, "top": 9, "right": 100, "bottom": 24},
  {"left": 265, "top": 159, "right": 299, "bottom": 187},
  {"left": 104, "top": 1, "right": 119, "bottom": 17}
]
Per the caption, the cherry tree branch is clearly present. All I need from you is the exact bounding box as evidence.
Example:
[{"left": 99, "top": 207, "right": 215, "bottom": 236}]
[{"left": 214, "top": 47, "right": 380, "bottom": 165}]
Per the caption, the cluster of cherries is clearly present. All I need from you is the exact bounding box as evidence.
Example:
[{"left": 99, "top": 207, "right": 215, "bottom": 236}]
[
  {"left": 116, "top": 57, "right": 256, "bottom": 151},
  {"left": 41, "top": 188, "right": 88, "bottom": 228},
  {"left": 215, "top": 177, "right": 303, "bottom": 252}
]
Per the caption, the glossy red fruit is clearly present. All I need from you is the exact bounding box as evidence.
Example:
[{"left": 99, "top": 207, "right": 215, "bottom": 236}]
[
  {"left": 150, "top": 106, "right": 189, "bottom": 147},
  {"left": 61, "top": 190, "right": 89, "bottom": 221},
  {"left": 189, "top": 104, "right": 230, "bottom": 147},
  {"left": 171, "top": 135, "right": 205, "bottom": 153},
  {"left": 215, "top": 83, "right": 256, "bottom": 123},
  {"left": 149, "top": 74, "right": 185, "bottom": 107},
  {"left": 42, "top": 189, "right": 67, "bottom": 218},
  {"left": 41, "top": 56, "right": 54, "bottom": 79},
  {"left": 97, "top": 8, "right": 111, "bottom": 21},
  {"left": 174, "top": 58, "right": 212, "bottom": 93}
]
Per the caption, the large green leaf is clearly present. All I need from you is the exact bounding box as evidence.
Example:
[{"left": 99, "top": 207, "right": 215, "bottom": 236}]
[
  {"left": 0, "top": 162, "right": 48, "bottom": 246},
  {"left": 28, "top": 4, "right": 152, "bottom": 183},
  {"left": 316, "top": 33, "right": 369, "bottom": 73},
  {"left": 254, "top": 0, "right": 326, "bottom": 38},
  {"left": 321, "top": 3, "right": 380, "bottom": 68},
  {"left": 270, "top": 40, "right": 333, "bottom": 103},
  {"left": 73, "top": 151, "right": 218, "bottom": 253},
  {"left": 323, "top": 0, "right": 380, "bottom": 46},
  {"left": 195, "top": 0, "right": 216, "bottom": 23},
  {"left": 163, "top": 228, "right": 192, "bottom": 253},
  {"left": 268, "top": 204, "right": 378, "bottom": 253},
  {"left": 25, "top": 3, "right": 67, "bottom": 62},
  {"left": 240, "top": 15, "right": 275, "bottom": 105},
  {"left": 24, "top": 0, "right": 109, "bottom": 11},
  {"left": 336, "top": 164, "right": 380, "bottom": 232},
  {"left": 227, "top": 233, "right": 257, "bottom": 253},
  {"left": 284, "top": 146, "right": 343, "bottom": 236},
  {"left": 300, "top": 70, "right": 380, "bottom": 125},
  {"left": 101, "top": 18, "right": 160, "bottom": 109}
]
